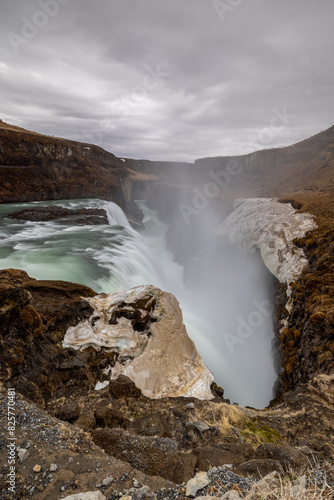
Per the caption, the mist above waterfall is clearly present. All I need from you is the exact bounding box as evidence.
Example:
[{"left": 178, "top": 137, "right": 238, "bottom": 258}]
[{"left": 145, "top": 191, "right": 278, "bottom": 408}]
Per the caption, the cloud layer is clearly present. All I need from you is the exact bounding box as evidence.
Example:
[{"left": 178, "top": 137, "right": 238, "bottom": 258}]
[{"left": 1, "top": 0, "right": 333, "bottom": 161}]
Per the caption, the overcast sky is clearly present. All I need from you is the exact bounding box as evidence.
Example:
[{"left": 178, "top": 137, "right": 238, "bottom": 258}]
[{"left": 0, "top": 0, "right": 333, "bottom": 162}]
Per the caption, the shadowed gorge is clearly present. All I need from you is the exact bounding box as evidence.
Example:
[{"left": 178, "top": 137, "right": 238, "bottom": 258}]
[{"left": 1, "top": 121, "right": 334, "bottom": 403}]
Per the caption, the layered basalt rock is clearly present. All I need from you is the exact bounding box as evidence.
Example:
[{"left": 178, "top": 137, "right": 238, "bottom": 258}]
[
  {"left": 8, "top": 206, "right": 109, "bottom": 225},
  {"left": 0, "top": 269, "right": 112, "bottom": 404},
  {"left": 273, "top": 193, "right": 334, "bottom": 393},
  {"left": 0, "top": 122, "right": 129, "bottom": 210}
]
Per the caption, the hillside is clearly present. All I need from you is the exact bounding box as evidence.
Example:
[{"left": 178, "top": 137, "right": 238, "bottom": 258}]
[
  {"left": 0, "top": 121, "right": 130, "bottom": 210},
  {"left": 1, "top": 120, "right": 334, "bottom": 207},
  {"left": 123, "top": 125, "right": 334, "bottom": 201},
  {"left": 194, "top": 125, "right": 334, "bottom": 196}
]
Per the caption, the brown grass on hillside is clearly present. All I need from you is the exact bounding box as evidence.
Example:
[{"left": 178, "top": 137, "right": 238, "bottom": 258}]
[
  {"left": 277, "top": 192, "right": 334, "bottom": 391},
  {"left": 0, "top": 119, "right": 41, "bottom": 135}
]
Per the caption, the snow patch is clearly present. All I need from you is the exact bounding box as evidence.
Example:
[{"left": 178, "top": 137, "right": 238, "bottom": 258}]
[{"left": 214, "top": 198, "right": 317, "bottom": 284}]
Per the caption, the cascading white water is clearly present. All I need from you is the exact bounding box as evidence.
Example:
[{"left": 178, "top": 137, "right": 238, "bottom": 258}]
[
  {"left": 104, "top": 202, "right": 131, "bottom": 227},
  {"left": 0, "top": 198, "right": 277, "bottom": 408}
]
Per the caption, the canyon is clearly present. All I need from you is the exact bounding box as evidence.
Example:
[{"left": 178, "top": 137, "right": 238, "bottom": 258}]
[{"left": 0, "top": 120, "right": 333, "bottom": 498}]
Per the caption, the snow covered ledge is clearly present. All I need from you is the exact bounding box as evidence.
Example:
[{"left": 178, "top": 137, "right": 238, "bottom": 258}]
[
  {"left": 214, "top": 198, "right": 317, "bottom": 285},
  {"left": 214, "top": 198, "right": 317, "bottom": 328},
  {"left": 62, "top": 285, "right": 214, "bottom": 400},
  {"left": 214, "top": 197, "right": 318, "bottom": 350}
]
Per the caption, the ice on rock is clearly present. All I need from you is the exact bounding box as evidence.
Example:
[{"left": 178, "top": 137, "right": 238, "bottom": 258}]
[
  {"left": 63, "top": 285, "right": 214, "bottom": 400},
  {"left": 215, "top": 198, "right": 317, "bottom": 284}
]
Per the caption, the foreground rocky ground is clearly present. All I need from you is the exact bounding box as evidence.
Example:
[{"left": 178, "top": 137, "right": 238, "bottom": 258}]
[{"left": 1, "top": 382, "right": 334, "bottom": 499}]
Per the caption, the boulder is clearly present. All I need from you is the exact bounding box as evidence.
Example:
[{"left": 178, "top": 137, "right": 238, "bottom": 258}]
[
  {"left": 233, "top": 459, "right": 283, "bottom": 479},
  {"left": 221, "top": 492, "right": 241, "bottom": 500},
  {"left": 291, "top": 475, "right": 307, "bottom": 494},
  {"left": 254, "top": 443, "right": 309, "bottom": 470},
  {"left": 247, "top": 470, "right": 281, "bottom": 498},
  {"left": 128, "top": 412, "right": 172, "bottom": 438},
  {"left": 55, "top": 401, "right": 80, "bottom": 423},
  {"left": 195, "top": 446, "right": 248, "bottom": 471},
  {"left": 220, "top": 442, "right": 254, "bottom": 459},
  {"left": 297, "top": 445, "right": 318, "bottom": 457},
  {"left": 109, "top": 375, "right": 143, "bottom": 399},
  {"left": 61, "top": 492, "right": 106, "bottom": 500},
  {"left": 185, "top": 471, "right": 210, "bottom": 497},
  {"left": 186, "top": 421, "right": 210, "bottom": 433},
  {"left": 131, "top": 486, "right": 157, "bottom": 499},
  {"left": 17, "top": 448, "right": 30, "bottom": 463}
]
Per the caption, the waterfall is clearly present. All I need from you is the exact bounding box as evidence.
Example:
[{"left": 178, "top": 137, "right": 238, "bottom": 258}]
[
  {"left": 0, "top": 198, "right": 277, "bottom": 408},
  {"left": 104, "top": 201, "right": 131, "bottom": 227}
]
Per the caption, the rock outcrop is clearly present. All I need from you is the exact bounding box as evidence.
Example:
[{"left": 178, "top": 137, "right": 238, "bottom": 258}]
[
  {"left": 0, "top": 270, "right": 213, "bottom": 403},
  {"left": 8, "top": 206, "right": 109, "bottom": 225},
  {"left": 63, "top": 286, "right": 214, "bottom": 400}
]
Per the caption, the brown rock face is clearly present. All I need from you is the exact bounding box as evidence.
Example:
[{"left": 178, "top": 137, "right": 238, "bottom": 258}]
[
  {"left": 195, "top": 446, "right": 248, "bottom": 472},
  {"left": 0, "top": 269, "right": 118, "bottom": 404},
  {"left": 91, "top": 427, "right": 197, "bottom": 483},
  {"left": 8, "top": 206, "right": 109, "bottom": 225},
  {"left": 109, "top": 375, "right": 143, "bottom": 399},
  {"left": 254, "top": 443, "right": 308, "bottom": 470},
  {"left": 0, "top": 123, "right": 131, "bottom": 210},
  {"left": 234, "top": 459, "right": 284, "bottom": 479}
]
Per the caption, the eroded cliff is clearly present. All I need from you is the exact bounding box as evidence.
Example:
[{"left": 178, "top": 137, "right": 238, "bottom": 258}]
[{"left": 0, "top": 121, "right": 130, "bottom": 211}]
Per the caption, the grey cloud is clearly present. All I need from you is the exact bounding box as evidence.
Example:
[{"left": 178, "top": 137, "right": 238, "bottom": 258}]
[{"left": 0, "top": 0, "right": 333, "bottom": 161}]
